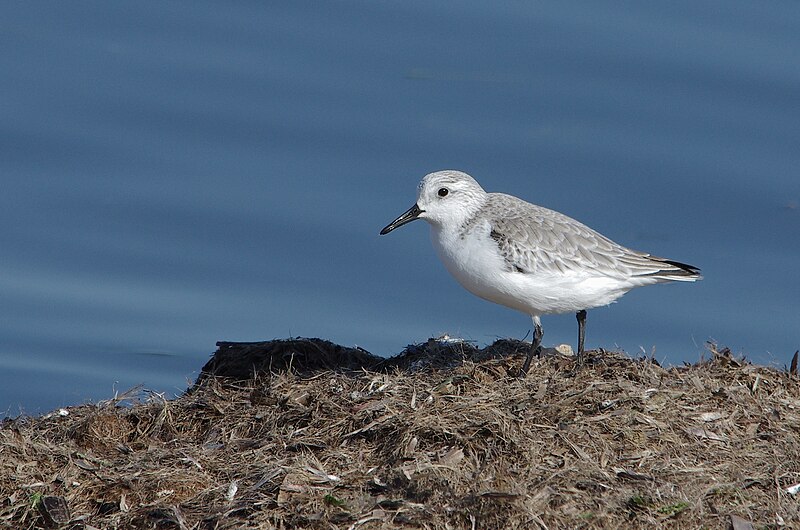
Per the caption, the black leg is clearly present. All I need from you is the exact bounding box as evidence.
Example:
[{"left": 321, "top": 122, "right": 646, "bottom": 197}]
[
  {"left": 519, "top": 317, "right": 543, "bottom": 377},
  {"left": 576, "top": 309, "right": 587, "bottom": 367}
]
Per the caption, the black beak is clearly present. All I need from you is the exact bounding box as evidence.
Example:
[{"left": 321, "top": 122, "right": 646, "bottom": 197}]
[{"left": 380, "top": 204, "right": 424, "bottom": 235}]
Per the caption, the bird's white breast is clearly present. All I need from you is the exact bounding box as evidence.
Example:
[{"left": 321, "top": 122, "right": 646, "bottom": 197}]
[{"left": 429, "top": 221, "right": 635, "bottom": 316}]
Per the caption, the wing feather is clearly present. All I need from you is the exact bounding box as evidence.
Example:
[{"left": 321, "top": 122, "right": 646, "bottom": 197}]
[{"left": 479, "top": 193, "right": 700, "bottom": 281}]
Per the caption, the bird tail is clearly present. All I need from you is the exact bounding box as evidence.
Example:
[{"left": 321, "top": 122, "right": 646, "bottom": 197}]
[{"left": 642, "top": 257, "right": 702, "bottom": 282}]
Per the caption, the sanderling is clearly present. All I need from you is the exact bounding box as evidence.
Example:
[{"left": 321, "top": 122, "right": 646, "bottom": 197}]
[{"left": 380, "top": 170, "right": 701, "bottom": 375}]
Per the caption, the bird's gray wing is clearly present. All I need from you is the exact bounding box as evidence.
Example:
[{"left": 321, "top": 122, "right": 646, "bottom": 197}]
[{"left": 483, "top": 194, "right": 697, "bottom": 280}]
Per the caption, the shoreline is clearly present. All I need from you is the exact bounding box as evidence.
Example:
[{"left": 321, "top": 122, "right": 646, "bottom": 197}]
[{"left": 2, "top": 338, "right": 798, "bottom": 528}]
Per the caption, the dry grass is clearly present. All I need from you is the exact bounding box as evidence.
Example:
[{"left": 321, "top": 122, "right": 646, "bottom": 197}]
[{"left": 1, "top": 338, "right": 799, "bottom": 529}]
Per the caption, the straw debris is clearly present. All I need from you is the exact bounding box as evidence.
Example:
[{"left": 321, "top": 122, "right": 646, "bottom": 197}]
[{"left": 2, "top": 338, "right": 799, "bottom": 529}]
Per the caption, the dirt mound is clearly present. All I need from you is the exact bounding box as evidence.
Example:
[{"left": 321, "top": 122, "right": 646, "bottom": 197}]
[
  {"left": 197, "top": 338, "right": 383, "bottom": 382},
  {"left": 198, "top": 337, "right": 539, "bottom": 380},
  {"left": 2, "top": 339, "right": 798, "bottom": 529}
]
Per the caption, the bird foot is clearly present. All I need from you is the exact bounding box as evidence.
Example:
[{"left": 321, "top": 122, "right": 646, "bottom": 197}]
[{"left": 517, "top": 345, "right": 542, "bottom": 378}]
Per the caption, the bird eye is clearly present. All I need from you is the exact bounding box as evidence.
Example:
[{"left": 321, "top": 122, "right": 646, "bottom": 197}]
[{"left": 437, "top": 188, "right": 449, "bottom": 197}]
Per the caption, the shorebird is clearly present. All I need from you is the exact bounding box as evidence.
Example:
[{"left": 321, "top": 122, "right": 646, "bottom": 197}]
[{"left": 380, "top": 170, "right": 701, "bottom": 374}]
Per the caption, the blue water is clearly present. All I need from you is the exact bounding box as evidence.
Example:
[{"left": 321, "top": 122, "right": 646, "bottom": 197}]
[{"left": 2, "top": 1, "right": 799, "bottom": 416}]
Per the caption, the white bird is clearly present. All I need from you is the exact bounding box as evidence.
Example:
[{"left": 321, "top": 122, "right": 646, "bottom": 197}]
[{"left": 380, "top": 170, "right": 701, "bottom": 374}]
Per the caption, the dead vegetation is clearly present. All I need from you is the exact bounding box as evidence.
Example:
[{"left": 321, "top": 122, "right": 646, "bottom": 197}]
[{"left": 1, "top": 338, "right": 799, "bottom": 529}]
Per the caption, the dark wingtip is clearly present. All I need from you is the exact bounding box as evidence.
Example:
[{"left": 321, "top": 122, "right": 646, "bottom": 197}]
[{"left": 661, "top": 259, "right": 702, "bottom": 277}]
